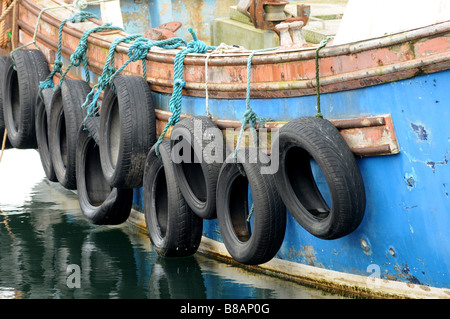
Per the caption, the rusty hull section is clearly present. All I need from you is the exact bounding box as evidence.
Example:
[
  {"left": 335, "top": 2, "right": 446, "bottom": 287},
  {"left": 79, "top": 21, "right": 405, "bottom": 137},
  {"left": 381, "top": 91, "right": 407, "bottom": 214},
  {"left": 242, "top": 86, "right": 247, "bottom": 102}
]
[
  {"left": 17, "top": 0, "right": 450, "bottom": 99},
  {"left": 15, "top": 0, "right": 436, "bottom": 157}
]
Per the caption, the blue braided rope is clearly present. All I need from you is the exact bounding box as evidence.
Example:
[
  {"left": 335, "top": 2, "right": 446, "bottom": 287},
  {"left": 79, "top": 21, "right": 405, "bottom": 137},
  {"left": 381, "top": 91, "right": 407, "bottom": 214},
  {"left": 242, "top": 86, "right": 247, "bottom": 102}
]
[
  {"left": 59, "top": 23, "right": 124, "bottom": 86},
  {"left": 155, "top": 28, "right": 216, "bottom": 158},
  {"left": 81, "top": 35, "right": 188, "bottom": 123},
  {"left": 113, "top": 36, "right": 188, "bottom": 79},
  {"left": 233, "top": 46, "right": 279, "bottom": 174},
  {"left": 39, "top": 11, "right": 99, "bottom": 89},
  {"left": 81, "top": 34, "right": 143, "bottom": 120}
]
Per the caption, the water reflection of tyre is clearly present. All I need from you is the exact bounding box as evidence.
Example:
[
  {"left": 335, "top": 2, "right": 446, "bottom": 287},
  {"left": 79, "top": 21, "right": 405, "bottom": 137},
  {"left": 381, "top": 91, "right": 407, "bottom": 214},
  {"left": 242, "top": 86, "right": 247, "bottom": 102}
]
[
  {"left": 85, "top": 230, "right": 146, "bottom": 299},
  {"left": 147, "top": 256, "right": 206, "bottom": 299}
]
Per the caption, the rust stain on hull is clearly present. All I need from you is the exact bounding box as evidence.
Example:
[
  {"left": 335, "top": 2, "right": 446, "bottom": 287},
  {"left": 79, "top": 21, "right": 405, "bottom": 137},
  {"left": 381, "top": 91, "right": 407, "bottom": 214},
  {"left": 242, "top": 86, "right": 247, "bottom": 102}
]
[{"left": 16, "top": 0, "right": 450, "bottom": 99}]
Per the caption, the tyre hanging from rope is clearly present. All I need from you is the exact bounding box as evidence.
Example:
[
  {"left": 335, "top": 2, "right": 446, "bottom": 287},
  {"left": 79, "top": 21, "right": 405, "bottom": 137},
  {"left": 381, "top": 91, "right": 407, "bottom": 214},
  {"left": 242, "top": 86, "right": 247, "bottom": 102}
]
[
  {"left": 3, "top": 49, "right": 49, "bottom": 149},
  {"left": 170, "top": 116, "right": 225, "bottom": 219},
  {"left": 76, "top": 116, "right": 133, "bottom": 225},
  {"left": 143, "top": 141, "right": 203, "bottom": 257},
  {"left": 35, "top": 88, "right": 57, "bottom": 182},
  {"left": 272, "top": 116, "right": 366, "bottom": 240},
  {"left": 99, "top": 75, "right": 156, "bottom": 189},
  {"left": 216, "top": 149, "right": 286, "bottom": 265},
  {"left": 49, "top": 79, "right": 90, "bottom": 189}
]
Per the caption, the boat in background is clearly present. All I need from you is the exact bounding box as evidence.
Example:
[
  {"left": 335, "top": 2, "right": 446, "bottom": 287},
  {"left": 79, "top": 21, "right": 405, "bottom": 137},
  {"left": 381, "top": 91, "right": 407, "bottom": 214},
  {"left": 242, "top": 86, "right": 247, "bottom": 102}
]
[{"left": 0, "top": 0, "right": 449, "bottom": 298}]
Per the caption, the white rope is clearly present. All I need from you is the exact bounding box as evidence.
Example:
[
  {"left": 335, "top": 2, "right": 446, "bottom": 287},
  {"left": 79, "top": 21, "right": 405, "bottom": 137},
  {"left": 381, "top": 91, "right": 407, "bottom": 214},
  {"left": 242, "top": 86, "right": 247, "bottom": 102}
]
[{"left": 204, "top": 43, "right": 249, "bottom": 118}]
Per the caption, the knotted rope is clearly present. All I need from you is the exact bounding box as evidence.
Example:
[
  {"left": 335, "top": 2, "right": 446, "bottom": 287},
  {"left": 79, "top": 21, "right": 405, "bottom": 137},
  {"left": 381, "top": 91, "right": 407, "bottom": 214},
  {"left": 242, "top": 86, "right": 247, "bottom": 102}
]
[
  {"left": 81, "top": 34, "right": 142, "bottom": 119},
  {"left": 314, "top": 36, "right": 332, "bottom": 119},
  {"left": 113, "top": 36, "right": 187, "bottom": 79},
  {"left": 154, "top": 28, "right": 216, "bottom": 158},
  {"left": 39, "top": 11, "right": 99, "bottom": 89},
  {"left": 59, "top": 23, "right": 123, "bottom": 86},
  {"left": 81, "top": 35, "right": 187, "bottom": 121}
]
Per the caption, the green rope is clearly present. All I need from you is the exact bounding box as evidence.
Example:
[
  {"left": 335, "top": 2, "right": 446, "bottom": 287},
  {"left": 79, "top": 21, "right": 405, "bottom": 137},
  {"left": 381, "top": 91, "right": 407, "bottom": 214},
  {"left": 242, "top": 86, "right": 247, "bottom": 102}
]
[
  {"left": 81, "top": 34, "right": 142, "bottom": 120},
  {"left": 59, "top": 23, "right": 124, "bottom": 86},
  {"left": 314, "top": 36, "right": 333, "bottom": 119},
  {"left": 81, "top": 35, "right": 188, "bottom": 122},
  {"left": 233, "top": 46, "right": 278, "bottom": 175},
  {"left": 154, "top": 28, "right": 216, "bottom": 158},
  {"left": 39, "top": 11, "right": 99, "bottom": 89}
]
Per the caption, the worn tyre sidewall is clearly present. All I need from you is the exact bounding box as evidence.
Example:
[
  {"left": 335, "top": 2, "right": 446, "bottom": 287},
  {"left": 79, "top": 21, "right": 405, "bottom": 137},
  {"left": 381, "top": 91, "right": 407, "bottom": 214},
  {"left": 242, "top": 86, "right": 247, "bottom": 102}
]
[
  {"left": 274, "top": 116, "right": 366, "bottom": 239},
  {"left": 100, "top": 76, "right": 156, "bottom": 189},
  {"left": 49, "top": 80, "right": 89, "bottom": 189},
  {"left": 216, "top": 149, "right": 286, "bottom": 265},
  {"left": 171, "top": 116, "right": 224, "bottom": 219},
  {"left": 3, "top": 50, "right": 49, "bottom": 148},
  {"left": 143, "top": 141, "right": 203, "bottom": 257},
  {"left": 0, "top": 56, "right": 12, "bottom": 149},
  {"left": 76, "top": 121, "right": 133, "bottom": 225},
  {"left": 35, "top": 90, "right": 57, "bottom": 181}
]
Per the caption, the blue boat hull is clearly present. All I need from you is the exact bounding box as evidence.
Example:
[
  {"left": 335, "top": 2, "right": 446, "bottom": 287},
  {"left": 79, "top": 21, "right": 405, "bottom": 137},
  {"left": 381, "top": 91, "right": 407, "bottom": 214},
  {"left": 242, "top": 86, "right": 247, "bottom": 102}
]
[{"left": 133, "top": 69, "right": 450, "bottom": 290}]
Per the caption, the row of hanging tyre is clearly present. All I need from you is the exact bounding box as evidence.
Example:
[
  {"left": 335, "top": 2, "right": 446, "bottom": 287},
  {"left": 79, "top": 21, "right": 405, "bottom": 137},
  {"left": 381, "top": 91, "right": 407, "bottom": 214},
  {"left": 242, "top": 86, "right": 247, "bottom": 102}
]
[{"left": 0, "top": 49, "right": 366, "bottom": 266}]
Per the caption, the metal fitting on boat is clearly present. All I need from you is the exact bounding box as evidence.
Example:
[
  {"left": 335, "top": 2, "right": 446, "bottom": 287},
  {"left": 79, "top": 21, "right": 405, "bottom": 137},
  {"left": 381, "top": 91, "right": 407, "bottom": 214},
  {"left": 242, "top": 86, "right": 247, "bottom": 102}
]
[
  {"left": 275, "top": 22, "right": 292, "bottom": 48},
  {"left": 289, "top": 20, "right": 307, "bottom": 47},
  {"left": 275, "top": 20, "right": 307, "bottom": 49}
]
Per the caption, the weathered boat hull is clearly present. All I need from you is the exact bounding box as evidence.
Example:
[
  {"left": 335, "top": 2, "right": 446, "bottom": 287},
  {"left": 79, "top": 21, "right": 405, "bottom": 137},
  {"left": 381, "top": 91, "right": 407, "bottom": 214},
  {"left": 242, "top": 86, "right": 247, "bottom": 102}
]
[
  {"left": 125, "top": 68, "right": 450, "bottom": 297},
  {"left": 5, "top": 0, "right": 450, "bottom": 298}
]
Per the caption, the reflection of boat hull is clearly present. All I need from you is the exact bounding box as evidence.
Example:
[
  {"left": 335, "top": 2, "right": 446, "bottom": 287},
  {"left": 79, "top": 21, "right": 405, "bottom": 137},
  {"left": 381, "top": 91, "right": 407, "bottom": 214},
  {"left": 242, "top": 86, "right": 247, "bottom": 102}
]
[{"left": 4, "top": 0, "right": 450, "bottom": 298}]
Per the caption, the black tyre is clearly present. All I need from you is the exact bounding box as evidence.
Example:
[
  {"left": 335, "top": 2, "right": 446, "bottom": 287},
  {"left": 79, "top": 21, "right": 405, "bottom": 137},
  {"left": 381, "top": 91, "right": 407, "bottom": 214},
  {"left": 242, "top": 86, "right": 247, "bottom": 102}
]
[
  {"left": 273, "top": 116, "right": 366, "bottom": 240},
  {"left": 3, "top": 50, "right": 49, "bottom": 149},
  {"left": 170, "top": 116, "right": 225, "bottom": 219},
  {"left": 76, "top": 116, "right": 133, "bottom": 225},
  {"left": 216, "top": 149, "right": 286, "bottom": 265},
  {"left": 100, "top": 75, "right": 156, "bottom": 189},
  {"left": 49, "top": 80, "right": 90, "bottom": 189},
  {"left": 0, "top": 56, "right": 12, "bottom": 149},
  {"left": 35, "top": 88, "right": 57, "bottom": 182},
  {"left": 143, "top": 141, "right": 203, "bottom": 257}
]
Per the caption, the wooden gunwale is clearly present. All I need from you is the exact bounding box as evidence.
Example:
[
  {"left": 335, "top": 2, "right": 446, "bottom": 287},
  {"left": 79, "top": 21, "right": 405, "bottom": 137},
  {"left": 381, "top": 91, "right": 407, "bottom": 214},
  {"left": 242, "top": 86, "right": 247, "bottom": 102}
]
[{"left": 20, "top": 0, "right": 450, "bottom": 99}]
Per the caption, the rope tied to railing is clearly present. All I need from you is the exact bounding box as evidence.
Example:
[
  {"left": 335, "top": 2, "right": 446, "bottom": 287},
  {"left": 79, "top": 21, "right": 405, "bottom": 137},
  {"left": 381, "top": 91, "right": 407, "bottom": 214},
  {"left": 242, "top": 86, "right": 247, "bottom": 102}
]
[
  {"left": 39, "top": 11, "right": 99, "bottom": 89},
  {"left": 233, "top": 46, "right": 278, "bottom": 176},
  {"left": 314, "top": 36, "right": 333, "bottom": 119},
  {"left": 81, "top": 34, "right": 142, "bottom": 119},
  {"left": 154, "top": 28, "right": 216, "bottom": 159},
  {"left": 81, "top": 35, "right": 188, "bottom": 122},
  {"left": 59, "top": 23, "right": 123, "bottom": 85}
]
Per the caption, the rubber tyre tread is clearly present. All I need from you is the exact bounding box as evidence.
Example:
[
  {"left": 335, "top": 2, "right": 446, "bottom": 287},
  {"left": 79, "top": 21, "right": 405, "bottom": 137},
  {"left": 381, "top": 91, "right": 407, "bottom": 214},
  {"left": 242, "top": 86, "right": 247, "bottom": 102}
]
[
  {"left": 216, "top": 149, "right": 286, "bottom": 265},
  {"left": 49, "top": 79, "right": 91, "bottom": 189},
  {"left": 100, "top": 75, "right": 156, "bottom": 189},
  {"left": 0, "top": 56, "right": 12, "bottom": 149},
  {"left": 35, "top": 88, "right": 57, "bottom": 181},
  {"left": 273, "top": 116, "right": 366, "bottom": 240},
  {"left": 76, "top": 122, "right": 133, "bottom": 225},
  {"left": 171, "top": 116, "right": 225, "bottom": 219},
  {"left": 143, "top": 141, "right": 203, "bottom": 257},
  {"left": 3, "top": 50, "right": 49, "bottom": 149}
]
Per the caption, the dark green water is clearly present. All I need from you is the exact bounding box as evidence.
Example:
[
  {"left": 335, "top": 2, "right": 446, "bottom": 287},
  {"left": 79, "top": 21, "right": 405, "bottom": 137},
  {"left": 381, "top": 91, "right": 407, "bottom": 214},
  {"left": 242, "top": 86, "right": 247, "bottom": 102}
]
[{"left": 0, "top": 149, "right": 345, "bottom": 299}]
